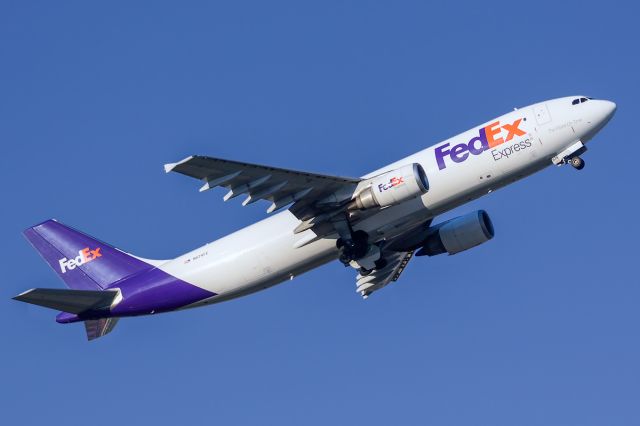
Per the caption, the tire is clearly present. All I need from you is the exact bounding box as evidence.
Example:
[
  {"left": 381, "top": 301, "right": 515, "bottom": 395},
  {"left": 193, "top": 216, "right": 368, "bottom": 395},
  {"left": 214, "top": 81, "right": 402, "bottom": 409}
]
[
  {"left": 570, "top": 156, "right": 585, "bottom": 170},
  {"left": 359, "top": 267, "right": 372, "bottom": 276},
  {"left": 374, "top": 258, "right": 388, "bottom": 270},
  {"left": 352, "top": 230, "right": 369, "bottom": 244},
  {"left": 351, "top": 231, "right": 369, "bottom": 258}
]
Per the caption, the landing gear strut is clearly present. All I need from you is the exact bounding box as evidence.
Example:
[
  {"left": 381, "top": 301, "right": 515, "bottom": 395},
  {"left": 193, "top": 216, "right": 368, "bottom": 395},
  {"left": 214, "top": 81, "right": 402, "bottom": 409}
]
[
  {"left": 334, "top": 216, "right": 383, "bottom": 272},
  {"left": 551, "top": 141, "right": 587, "bottom": 170},
  {"left": 569, "top": 156, "right": 585, "bottom": 170},
  {"left": 337, "top": 230, "right": 369, "bottom": 266}
]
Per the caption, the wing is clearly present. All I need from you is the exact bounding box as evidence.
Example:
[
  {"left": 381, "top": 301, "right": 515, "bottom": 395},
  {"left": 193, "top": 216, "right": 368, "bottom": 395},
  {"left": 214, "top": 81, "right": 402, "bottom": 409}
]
[
  {"left": 355, "top": 251, "right": 414, "bottom": 299},
  {"left": 165, "top": 156, "right": 361, "bottom": 218}
]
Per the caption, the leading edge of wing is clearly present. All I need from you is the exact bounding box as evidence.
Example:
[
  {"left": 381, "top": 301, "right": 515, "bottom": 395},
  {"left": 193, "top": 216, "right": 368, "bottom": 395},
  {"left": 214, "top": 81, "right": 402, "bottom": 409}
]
[
  {"left": 164, "top": 155, "right": 361, "bottom": 184},
  {"left": 164, "top": 155, "right": 361, "bottom": 215}
]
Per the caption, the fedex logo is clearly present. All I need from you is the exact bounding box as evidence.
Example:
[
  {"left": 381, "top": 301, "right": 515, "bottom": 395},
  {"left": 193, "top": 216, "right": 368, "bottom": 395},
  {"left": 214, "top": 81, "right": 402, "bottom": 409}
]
[
  {"left": 434, "top": 119, "right": 526, "bottom": 170},
  {"left": 378, "top": 176, "right": 405, "bottom": 192},
  {"left": 59, "top": 247, "right": 102, "bottom": 273}
]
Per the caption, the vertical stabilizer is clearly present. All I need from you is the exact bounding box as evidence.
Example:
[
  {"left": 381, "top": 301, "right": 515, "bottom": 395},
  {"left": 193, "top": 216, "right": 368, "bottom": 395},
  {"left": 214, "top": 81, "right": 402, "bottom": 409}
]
[
  {"left": 84, "top": 318, "right": 120, "bottom": 341},
  {"left": 24, "top": 220, "right": 156, "bottom": 290}
]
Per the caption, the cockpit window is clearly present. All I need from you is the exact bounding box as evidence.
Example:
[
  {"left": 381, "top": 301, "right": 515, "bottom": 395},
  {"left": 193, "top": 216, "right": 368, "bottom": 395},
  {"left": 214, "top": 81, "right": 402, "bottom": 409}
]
[{"left": 572, "top": 97, "right": 592, "bottom": 105}]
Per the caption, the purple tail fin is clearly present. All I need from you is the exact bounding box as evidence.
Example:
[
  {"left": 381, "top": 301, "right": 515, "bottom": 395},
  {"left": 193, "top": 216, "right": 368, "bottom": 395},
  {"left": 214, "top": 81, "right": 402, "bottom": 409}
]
[{"left": 24, "top": 220, "right": 155, "bottom": 290}]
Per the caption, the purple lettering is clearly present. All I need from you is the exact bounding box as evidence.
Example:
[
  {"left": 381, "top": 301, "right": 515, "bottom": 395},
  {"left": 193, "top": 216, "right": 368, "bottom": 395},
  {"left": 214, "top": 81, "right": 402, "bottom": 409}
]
[
  {"left": 435, "top": 143, "right": 451, "bottom": 170},
  {"left": 450, "top": 143, "right": 469, "bottom": 163},
  {"left": 468, "top": 128, "right": 487, "bottom": 155},
  {"left": 433, "top": 127, "right": 496, "bottom": 170}
]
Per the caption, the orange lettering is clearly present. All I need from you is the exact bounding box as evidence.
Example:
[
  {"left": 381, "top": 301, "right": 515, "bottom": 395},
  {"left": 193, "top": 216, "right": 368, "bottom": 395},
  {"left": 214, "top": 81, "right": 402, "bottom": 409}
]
[
  {"left": 81, "top": 247, "right": 90, "bottom": 261},
  {"left": 484, "top": 121, "right": 504, "bottom": 148},
  {"left": 503, "top": 119, "right": 526, "bottom": 142}
]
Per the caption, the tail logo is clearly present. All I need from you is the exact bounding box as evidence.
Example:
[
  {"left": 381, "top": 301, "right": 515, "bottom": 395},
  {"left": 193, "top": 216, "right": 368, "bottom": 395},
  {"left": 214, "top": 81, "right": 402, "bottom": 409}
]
[{"left": 59, "top": 247, "right": 102, "bottom": 273}]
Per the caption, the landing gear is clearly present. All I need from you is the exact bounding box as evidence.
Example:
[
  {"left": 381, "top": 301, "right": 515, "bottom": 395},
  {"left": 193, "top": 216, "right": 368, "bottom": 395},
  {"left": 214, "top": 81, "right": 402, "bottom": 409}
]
[
  {"left": 358, "top": 267, "right": 373, "bottom": 276},
  {"left": 354, "top": 257, "right": 387, "bottom": 276},
  {"left": 334, "top": 216, "right": 385, "bottom": 272},
  {"left": 337, "top": 230, "right": 369, "bottom": 265},
  {"left": 569, "top": 156, "right": 585, "bottom": 170},
  {"left": 374, "top": 258, "right": 388, "bottom": 270},
  {"left": 551, "top": 141, "right": 587, "bottom": 170}
]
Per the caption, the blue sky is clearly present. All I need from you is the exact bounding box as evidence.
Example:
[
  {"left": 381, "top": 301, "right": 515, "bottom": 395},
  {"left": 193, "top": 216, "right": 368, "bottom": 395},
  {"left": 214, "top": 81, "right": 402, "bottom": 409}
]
[{"left": 1, "top": 1, "right": 638, "bottom": 424}]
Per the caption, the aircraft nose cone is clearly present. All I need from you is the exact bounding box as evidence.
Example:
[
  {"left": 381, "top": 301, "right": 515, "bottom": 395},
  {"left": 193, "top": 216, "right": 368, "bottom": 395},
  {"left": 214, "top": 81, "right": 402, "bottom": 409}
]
[
  {"left": 584, "top": 99, "right": 616, "bottom": 141},
  {"left": 602, "top": 100, "right": 617, "bottom": 120}
]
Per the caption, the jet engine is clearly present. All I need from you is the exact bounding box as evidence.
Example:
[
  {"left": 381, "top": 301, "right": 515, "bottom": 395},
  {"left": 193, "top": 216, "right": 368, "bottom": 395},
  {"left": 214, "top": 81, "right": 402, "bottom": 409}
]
[
  {"left": 349, "top": 163, "right": 429, "bottom": 210},
  {"left": 416, "top": 210, "right": 494, "bottom": 256}
]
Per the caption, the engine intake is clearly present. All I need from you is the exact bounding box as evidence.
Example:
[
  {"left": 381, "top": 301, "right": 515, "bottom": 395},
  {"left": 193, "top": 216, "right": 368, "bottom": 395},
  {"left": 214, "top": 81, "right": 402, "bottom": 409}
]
[
  {"left": 416, "top": 210, "right": 494, "bottom": 256},
  {"left": 349, "top": 163, "right": 429, "bottom": 210}
]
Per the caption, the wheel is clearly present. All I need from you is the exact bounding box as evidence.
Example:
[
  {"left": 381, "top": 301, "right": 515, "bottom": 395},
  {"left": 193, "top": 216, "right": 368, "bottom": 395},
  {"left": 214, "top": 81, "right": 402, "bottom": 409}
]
[
  {"left": 337, "top": 231, "right": 371, "bottom": 264},
  {"left": 338, "top": 239, "right": 358, "bottom": 265},
  {"left": 352, "top": 230, "right": 369, "bottom": 244},
  {"left": 569, "top": 156, "right": 585, "bottom": 170},
  {"left": 359, "top": 267, "right": 373, "bottom": 276},
  {"left": 351, "top": 231, "right": 369, "bottom": 259},
  {"left": 374, "top": 258, "right": 388, "bottom": 270}
]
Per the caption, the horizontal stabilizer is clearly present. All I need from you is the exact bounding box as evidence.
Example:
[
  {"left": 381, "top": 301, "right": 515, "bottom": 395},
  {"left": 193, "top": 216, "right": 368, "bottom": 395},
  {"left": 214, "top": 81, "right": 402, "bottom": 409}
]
[
  {"left": 13, "top": 288, "right": 119, "bottom": 314},
  {"left": 84, "top": 318, "right": 119, "bottom": 341}
]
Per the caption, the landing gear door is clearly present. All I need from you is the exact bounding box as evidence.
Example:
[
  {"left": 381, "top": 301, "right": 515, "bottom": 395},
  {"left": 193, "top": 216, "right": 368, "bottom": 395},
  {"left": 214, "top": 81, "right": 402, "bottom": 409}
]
[{"left": 534, "top": 103, "right": 552, "bottom": 125}]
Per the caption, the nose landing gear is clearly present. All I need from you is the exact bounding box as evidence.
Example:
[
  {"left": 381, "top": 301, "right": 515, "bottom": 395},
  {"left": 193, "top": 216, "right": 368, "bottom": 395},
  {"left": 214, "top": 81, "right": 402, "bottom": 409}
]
[{"left": 552, "top": 141, "right": 587, "bottom": 171}]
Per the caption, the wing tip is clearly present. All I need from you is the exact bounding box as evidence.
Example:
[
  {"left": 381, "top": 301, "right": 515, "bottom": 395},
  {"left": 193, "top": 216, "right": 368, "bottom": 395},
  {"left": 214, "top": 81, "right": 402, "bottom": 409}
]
[
  {"left": 164, "top": 156, "right": 194, "bottom": 173},
  {"left": 13, "top": 288, "right": 36, "bottom": 301}
]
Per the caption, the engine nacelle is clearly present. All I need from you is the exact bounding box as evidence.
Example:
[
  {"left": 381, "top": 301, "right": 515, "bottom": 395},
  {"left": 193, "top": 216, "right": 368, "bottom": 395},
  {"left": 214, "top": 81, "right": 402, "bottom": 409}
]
[
  {"left": 349, "top": 163, "right": 429, "bottom": 210},
  {"left": 416, "top": 210, "right": 494, "bottom": 256}
]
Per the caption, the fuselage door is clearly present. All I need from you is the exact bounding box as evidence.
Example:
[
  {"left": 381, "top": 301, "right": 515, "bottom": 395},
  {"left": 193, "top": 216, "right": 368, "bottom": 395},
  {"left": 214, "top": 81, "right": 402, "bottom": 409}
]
[{"left": 533, "top": 103, "right": 552, "bottom": 125}]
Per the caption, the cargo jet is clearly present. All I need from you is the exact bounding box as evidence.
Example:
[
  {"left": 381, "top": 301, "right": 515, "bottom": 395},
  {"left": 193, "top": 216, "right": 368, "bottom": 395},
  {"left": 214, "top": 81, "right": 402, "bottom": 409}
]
[{"left": 14, "top": 96, "right": 616, "bottom": 340}]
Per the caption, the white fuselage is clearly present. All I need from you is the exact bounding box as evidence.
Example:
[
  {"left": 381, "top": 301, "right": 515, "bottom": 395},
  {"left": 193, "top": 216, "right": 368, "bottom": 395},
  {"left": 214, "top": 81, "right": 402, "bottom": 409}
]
[{"left": 159, "top": 96, "right": 616, "bottom": 305}]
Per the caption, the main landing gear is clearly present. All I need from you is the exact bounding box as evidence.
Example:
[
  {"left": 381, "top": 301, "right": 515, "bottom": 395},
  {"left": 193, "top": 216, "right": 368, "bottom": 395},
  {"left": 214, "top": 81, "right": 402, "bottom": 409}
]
[
  {"left": 337, "top": 230, "right": 369, "bottom": 265},
  {"left": 334, "top": 219, "right": 384, "bottom": 275},
  {"left": 569, "top": 156, "right": 585, "bottom": 170}
]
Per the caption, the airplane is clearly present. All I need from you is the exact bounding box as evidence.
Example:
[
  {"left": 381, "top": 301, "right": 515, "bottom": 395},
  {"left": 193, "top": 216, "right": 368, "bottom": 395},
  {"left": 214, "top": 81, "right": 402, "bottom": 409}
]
[{"left": 13, "top": 96, "right": 616, "bottom": 340}]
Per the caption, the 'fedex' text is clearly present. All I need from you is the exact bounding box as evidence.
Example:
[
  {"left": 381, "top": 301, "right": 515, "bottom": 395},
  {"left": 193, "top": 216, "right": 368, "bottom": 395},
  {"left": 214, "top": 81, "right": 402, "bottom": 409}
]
[
  {"left": 434, "top": 119, "right": 527, "bottom": 170},
  {"left": 59, "top": 247, "right": 102, "bottom": 273},
  {"left": 378, "top": 176, "right": 405, "bottom": 192}
]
